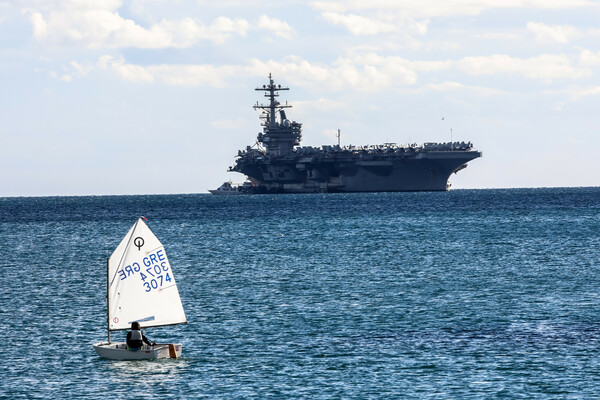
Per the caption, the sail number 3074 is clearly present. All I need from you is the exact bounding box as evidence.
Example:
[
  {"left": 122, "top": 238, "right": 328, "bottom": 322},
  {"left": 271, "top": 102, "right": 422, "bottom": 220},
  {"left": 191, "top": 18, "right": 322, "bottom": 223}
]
[
  {"left": 141, "top": 263, "right": 172, "bottom": 292},
  {"left": 117, "top": 249, "right": 173, "bottom": 293}
]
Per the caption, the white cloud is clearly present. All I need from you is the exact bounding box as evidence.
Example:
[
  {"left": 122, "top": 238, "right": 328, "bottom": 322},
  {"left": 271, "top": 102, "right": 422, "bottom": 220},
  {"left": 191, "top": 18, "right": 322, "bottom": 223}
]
[
  {"left": 348, "top": 52, "right": 450, "bottom": 73},
  {"left": 311, "top": 0, "right": 595, "bottom": 18},
  {"left": 542, "top": 82, "right": 600, "bottom": 103},
  {"left": 68, "top": 60, "right": 94, "bottom": 76},
  {"left": 527, "top": 22, "right": 581, "bottom": 44},
  {"left": 477, "top": 32, "right": 520, "bottom": 41},
  {"left": 457, "top": 54, "right": 590, "bottom": 81},
  {"left": 21, "top": 0, "right": 123, "bottom": 12},
  {"left": 250, "top": 55, "right": 418, "bottom": 91},
  {"left": 319, "top": 11, "right": 429, "bottom": 37},
  {"left": 97, "top": 55, "right": 154, "bottom": 83},
  {"left": 294, "top": 97, "right": 348, "bottom": 112},
  {"left": 209, "top": 16, "right": 250, "bottom": 40},
  {"left": 63, "top": 48, "right": 592, "bottom": 91},
  {"left": 579, "top": 49, "right": 600, "bottom": 67},
  {"left": 146, "top": 64, "right": 236, "bottom": 87},
  {"left": 587, "top": 28, "right": 600, "bottom": 37},
  {"left": 425, "top": 81, "right": 468, "bottom": 91},
  {"left": 59, "top": 56, "right": 240, "bottom": 87},
  {"left": 69, "top": 53, "right": 421, "bottom": 91},
  {"left": 406, "top": 18, "right": 429, "bottom": 35},
  {"left": 574, "top": 86, "right": 600, "bottom": 96},
  {"left": 321, "top": 12, "right": 397, "bottom": 35},
  {"left": 30, "top": 12, "right": 47, "bottom": 38},
  {"left": 48, "top": 70, "right": 72, "bottom": 81},
  {"left": 257, "top": 15, "right": 295, "bottom": 39},
  {"left": 422, "top": 81, "right": 508, "bottom": 96},
  {"left": 559, "top": 85, "right": 600, "bottom": 100},
  {"left": 25, "top": 3, "right": 249, "bottom": 48}
]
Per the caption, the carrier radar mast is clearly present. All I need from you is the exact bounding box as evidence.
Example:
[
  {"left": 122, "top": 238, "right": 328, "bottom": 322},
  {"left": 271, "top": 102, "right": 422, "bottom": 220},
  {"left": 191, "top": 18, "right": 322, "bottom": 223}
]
[
  {"left": 254, "top": 73, "right": 291, "bottom": 127},
  {"left": 253, "top": 74, "right": 302, "bottom": 156}
]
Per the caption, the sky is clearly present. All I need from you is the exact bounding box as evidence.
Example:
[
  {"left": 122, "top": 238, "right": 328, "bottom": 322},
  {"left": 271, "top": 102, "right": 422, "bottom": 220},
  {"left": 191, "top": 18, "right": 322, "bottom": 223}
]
[{"left": 2, "top": 0, "right": 600, "bottom": 196}]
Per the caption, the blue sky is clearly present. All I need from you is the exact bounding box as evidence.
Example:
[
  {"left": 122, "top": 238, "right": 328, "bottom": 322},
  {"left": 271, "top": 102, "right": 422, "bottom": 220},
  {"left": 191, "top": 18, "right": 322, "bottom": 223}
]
[{"left": 2, "top": 0, "right": 600, "bottom": 196}]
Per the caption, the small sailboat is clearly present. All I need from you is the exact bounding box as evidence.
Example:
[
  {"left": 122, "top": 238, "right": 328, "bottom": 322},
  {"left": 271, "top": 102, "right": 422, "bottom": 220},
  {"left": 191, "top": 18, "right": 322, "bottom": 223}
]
[{"left": 93, "top": 217, "right": 187, "bottom": 360}]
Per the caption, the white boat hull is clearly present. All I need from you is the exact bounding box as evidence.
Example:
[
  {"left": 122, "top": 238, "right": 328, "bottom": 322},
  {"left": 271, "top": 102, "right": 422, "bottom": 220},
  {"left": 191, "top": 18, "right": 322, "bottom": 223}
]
[
  {"left": 93, "top": 342, "right": 182, "bottom": 360},
  {"left": 208, "top": 189, "right": 244, "bottom": 195}
]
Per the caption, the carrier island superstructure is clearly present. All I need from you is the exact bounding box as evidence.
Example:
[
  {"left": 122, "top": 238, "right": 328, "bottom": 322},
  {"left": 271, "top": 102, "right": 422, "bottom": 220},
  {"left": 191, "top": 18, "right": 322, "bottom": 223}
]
[{"left": 226, "top": 75, "right": 481, "bottom": 193}]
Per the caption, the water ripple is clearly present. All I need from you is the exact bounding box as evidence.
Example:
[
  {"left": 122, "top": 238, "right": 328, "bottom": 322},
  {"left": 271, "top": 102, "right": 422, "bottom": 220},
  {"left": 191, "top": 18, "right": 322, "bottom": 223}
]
[{"left": 1, "top": 188, "right": 599, "bottom": 398}]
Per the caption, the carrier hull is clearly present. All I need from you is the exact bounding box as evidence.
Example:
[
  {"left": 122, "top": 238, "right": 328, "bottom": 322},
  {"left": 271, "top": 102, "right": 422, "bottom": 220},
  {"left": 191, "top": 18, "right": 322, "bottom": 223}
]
[{"left": 233, "top": 150, "right": 480, "bottom": 193}]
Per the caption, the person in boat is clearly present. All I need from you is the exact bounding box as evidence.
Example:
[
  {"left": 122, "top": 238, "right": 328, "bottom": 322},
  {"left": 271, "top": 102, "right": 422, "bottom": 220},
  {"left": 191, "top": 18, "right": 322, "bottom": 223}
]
[{"left": 126, "top": 321, "right": 156, "bottom": 350}]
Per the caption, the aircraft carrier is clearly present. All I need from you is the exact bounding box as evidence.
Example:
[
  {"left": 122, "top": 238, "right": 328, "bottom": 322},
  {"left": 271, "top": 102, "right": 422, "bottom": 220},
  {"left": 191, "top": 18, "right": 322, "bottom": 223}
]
[{"left": 224, "top": 75, "right": 481, "bottom": 193}]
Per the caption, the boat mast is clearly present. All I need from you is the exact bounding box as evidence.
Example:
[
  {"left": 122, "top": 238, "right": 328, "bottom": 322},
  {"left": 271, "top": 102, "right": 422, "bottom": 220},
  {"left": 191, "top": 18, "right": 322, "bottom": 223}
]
[{"left": 106, "top": 257, "right": 111, "bottom": 344}]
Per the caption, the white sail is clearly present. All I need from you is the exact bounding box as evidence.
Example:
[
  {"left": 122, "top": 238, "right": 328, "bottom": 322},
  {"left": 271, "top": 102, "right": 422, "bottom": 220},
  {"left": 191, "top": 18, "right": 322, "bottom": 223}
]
[{"left": 107, "top": 218, "right": 187, "bottom": 331}]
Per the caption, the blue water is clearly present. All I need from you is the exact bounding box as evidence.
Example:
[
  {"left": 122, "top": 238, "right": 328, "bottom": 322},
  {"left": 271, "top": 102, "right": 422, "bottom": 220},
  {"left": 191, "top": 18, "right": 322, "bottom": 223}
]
[{"left": 1, "top": 188, "right": 600, "bottom": 399}]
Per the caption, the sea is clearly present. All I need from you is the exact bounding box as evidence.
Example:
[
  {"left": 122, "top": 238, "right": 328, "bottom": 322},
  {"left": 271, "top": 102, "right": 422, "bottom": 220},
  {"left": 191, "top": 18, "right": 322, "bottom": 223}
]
[{"left": 1, "top": 187, "right": 600, "bottom": 399}]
